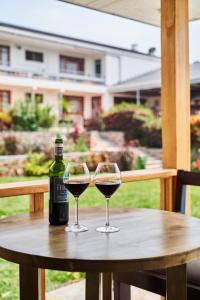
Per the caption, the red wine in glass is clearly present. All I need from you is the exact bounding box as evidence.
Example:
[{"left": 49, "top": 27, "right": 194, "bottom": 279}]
[
  {"left": 63, "top": 162, "right": 90, "bottom": 232},
  {"left": 65, "top": 181, "right": 90, "bottom": 198},
  {"left": 93, "top": 163, "right": 121, "bottom": 233},
  {"left": 95, "top": 182, "right": 120, "bottom": 198}
]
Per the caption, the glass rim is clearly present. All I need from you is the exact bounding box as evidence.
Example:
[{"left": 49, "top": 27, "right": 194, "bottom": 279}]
[
  {"left": 65, "top": 162, "right": 88, "bottom": 167},
  {"left": 97, "top": 162, "right": 119, "bottom": 166}
]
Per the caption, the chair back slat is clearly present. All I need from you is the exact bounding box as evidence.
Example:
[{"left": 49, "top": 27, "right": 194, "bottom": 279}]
[{"left": 175, "top": 170, "right": 200, "bottom": 214}]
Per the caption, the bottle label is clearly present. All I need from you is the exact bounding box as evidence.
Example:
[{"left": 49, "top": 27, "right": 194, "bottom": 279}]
[
  {"left": 55, "top": 143, "right": 63, "bottom": 156},
  {"left": 50, "top": 177, "right": 68, "bottom": 203}
]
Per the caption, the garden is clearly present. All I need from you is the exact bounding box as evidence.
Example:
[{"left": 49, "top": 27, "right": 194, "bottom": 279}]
[
  {"left": 0, "top": 101, "right": 199, "bottom": 176},
  {"left": 0, "top": 100, "right": 200, "bottom": 299}
]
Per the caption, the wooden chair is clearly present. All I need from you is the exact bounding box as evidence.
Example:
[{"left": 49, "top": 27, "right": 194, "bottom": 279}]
[{"left": 114, "top": 170, "right": 200, "bottom": 300}]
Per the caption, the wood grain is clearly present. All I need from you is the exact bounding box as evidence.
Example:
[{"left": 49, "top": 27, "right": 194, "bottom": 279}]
[
  {"left": 30, "top": 192, "right": 44, "bottom": 213},
  {"left": 161, "top": 0, "right": 190, "bottom": 214},
  {"left": 0, "top": 208, "right": 200, "bottom": 272},
  {"left": 0, "top": 169, "right": 176, "bottom": 198},
  {"left": 161, "top": 0, "right": 190, "bottom": 170},
  {"left": 0, "top": 180, "right": 48, "bottom": 197}
]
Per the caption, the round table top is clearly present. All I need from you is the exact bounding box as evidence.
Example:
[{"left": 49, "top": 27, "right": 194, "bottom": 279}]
[{"left": 1, "top": 207, "right": 200, "bottom": 272}]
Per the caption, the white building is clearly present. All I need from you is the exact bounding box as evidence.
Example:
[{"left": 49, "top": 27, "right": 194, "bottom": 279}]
[{"left": 0, "top": 23, "right": 160, "bottom": 126}]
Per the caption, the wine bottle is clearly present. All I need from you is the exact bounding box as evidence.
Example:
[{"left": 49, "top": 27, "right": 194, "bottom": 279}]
[{"left": 49, "top": 134, "right": 69, "bottom": 225}]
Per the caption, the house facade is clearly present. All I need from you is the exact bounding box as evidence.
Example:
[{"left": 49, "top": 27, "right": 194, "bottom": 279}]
[{"left": 0, "top": 23, "right": 160, "bottom": 126}]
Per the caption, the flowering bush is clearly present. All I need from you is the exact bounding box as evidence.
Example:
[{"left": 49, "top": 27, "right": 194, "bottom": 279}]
[
  {"left": 192, "top": 159, "right": 200, "bottom": 171},
  {"left": 191, "top": 115, "right": 200, "bottom": 149},
  {"left": 102, "top": 103, "right": 162, "bottom": 148},
  {"left": 0, "top": 112, "right": 12, "bottom": 130}
]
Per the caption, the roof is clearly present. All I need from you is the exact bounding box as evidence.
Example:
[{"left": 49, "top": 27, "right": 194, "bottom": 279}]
[
  {"left": 109, "top": 62, "right": 200, "bottom": 93},
  {"left": 0, "top": 22, "right": 159, "bottom": 59},
  {"left": 61, "top": 0, "right": 200, "bottom": 27}
]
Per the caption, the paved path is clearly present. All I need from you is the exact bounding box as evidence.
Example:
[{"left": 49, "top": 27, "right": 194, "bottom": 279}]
[{"left": 46, "top": 280, "right": 160, "bottom": 300}]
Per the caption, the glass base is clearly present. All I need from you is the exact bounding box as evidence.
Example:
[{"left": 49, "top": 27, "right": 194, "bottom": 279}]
[
  {"left": 96, "top": 225, "right": 120, "bottom": 233},
  {"left": 65, "top": 224, "right": 88, "bottom": 233}
]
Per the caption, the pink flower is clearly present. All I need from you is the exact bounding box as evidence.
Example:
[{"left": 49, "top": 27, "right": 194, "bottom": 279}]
[{"left": 194, "top": 159, "right": 200, "bottom": 170}]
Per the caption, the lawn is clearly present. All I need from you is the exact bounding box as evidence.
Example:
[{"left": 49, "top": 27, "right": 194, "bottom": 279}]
[{"left": 0, "top": 176, "right": 199, "bottom": 300}]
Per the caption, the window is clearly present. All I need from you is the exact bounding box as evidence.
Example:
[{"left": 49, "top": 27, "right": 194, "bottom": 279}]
[
  {"left": 0, "top": 91, "right": 10, "bottom": 111},
  {"left": 63, "top": 96, "right": 83, "bottom": 114},
  {"left": 26, "top": 93, "right": 43, "bottom": 103},
  {"left": 25, "top": 50, "right": 43, "bottom": 62},
  {"left": 0, "top": 45, "right": 10, "bottom": 66},
  {"left": 60, "top": 55, "right": 84, "bottom": 74},
  {"left": 94, "top": 59, "right": 101, "bottom": 77}
]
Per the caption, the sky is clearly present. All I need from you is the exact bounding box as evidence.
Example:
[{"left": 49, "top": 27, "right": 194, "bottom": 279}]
[{"left": 0, "top": 0, "right": 200, "bottom": 62}]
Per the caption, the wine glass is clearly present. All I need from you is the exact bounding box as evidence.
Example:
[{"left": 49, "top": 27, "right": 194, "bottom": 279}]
[
  {"left": 93, "top": 162, "right": 121, "bottom": 233},
  {"left": 63, "top": 162, "right": 90, "bottom": 232}
]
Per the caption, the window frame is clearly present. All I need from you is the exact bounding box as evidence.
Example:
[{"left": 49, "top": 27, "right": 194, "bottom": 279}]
[
  {"left": 59, "top": 55, "right": 85, "bottom": 74},
  {"left": 25, "top": 50, "right": 44, "bottom": 63},
  {"left": 94, "top": 59, "right": 102, "bottom": 77},
  {"left": 0, "top": 45, "right": 10, "bottom": 66}
]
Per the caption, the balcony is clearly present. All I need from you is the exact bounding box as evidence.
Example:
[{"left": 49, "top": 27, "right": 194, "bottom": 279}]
[{"left": 0, "top": 64, "right": 105, "bottom": 84}]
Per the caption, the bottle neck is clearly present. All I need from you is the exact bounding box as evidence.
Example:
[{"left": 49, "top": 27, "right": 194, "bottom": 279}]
[
  {"left": 55, "top": 143, "right": 64, "bottom": 162},
  {"left": 55, "top": 154, "right": 63, "bottom": 162}
]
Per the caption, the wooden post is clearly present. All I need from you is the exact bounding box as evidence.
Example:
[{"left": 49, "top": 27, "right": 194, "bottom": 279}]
[
  {"left": 167, "top": 264, "right": 187, "bottom": 300},
  {"left": 30, "top": 192, "right": 44, "bottom": 213},
  {"left": 160, "top": 177, "right": 174, "bottom": 211},
  {"left": 29, "top": 192, "right": 45, "bottom": 300},
  {"left": 85, "top": 272, "right": 100, "bottom": 300},
  {"left": 161, "top": 0, "right": 190, "bottom": 214},
  {"left": 20, "top": 265, "right": 42, "bottom": 300},
  {"left": 102, "top": 273, "right": 112, "bottom": 300}
]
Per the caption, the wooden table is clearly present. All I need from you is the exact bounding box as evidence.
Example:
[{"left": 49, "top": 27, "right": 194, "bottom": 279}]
[{"left": 1, "top": 207, "right": 200, "bottom": 300}]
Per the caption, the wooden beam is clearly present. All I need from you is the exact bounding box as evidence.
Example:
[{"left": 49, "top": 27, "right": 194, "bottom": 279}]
[
  {"left": 161, "top": 0, "right": 190, "bottom": 212},
  {"left": 0, "top": 169, "right": 177, "bottom": 198}
]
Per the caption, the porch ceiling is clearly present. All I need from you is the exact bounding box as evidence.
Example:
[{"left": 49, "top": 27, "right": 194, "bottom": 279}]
[{"left": 60, "top": 0, "right": 200, "bottom": 26}]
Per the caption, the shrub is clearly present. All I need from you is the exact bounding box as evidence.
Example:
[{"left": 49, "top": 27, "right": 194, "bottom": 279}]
[
  {"left": 191, "top": 115, "right": 200, "bottom": 150},
  {"left": 192, "top": 159, "right": 200, "bottom": 172},
  {"left": 73, "top": 135, "right": 89, "bottom": 152},
  {"left": 24, "top": 152, "right": 52, "bottom": 176},
  {"left": 4, "top": 135, "right": 20, "bottom": 155},
  {"left": 0, "top": 134, "right": 23, "bottom": 155},
  {"left": 0, "top": 112, "right": 12, "bottom": 130},
  {"left": 140, "top": 124, "right": 162, "bottom": 148},
  {"left": 102, "top": 103, "right": 162, "bottom": 148},
  {"left": 71, "top": 150, "right": 134, "bottom": 171},
  {"left": 134, "top": 156, "right": 147, "bottom": 170},
  {"left": 35, "top": 105, "right": 55, "bottom": 128},
  {"left": 10, "top": 99, "right": 55, "bottom": 131}
]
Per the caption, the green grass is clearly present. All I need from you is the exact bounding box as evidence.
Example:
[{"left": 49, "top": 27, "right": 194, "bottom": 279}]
[{"left": 0, "top": 176, "right": 199, "bottom": 299}]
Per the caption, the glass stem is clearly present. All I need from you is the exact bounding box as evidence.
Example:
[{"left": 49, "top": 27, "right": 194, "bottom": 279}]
[
  {"left": 105, "top": 198, "right": 110, "bottom": 227},
  {"left": 75, "top": 197, "right": 79, "bottom": 226}
]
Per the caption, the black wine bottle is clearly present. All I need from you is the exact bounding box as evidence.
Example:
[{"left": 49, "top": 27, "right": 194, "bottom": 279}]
[{"left": 49, "top": 135, "right": 69, "bottom": 225}]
